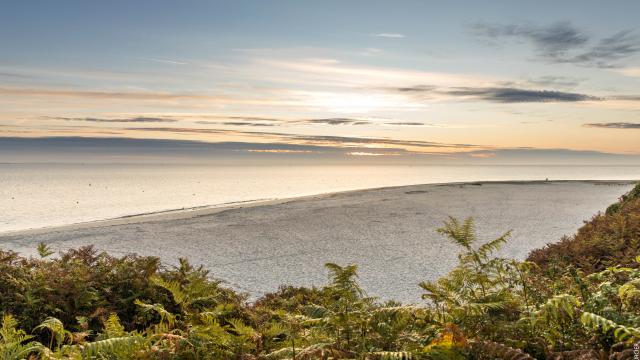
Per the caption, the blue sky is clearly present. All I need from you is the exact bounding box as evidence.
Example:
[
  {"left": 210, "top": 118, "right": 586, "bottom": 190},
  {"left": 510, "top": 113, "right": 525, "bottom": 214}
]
[{"left": 1, "top": 1, "right": 640, "bottom": 162}]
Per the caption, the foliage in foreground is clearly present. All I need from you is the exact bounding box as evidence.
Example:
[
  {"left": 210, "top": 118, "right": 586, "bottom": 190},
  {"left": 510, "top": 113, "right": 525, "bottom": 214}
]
[{"left": 1, "top": 184, "right": 639, "bottom": 359}]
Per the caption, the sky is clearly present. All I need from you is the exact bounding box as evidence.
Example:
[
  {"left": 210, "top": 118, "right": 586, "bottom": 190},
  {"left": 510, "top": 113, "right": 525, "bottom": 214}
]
[{"left": 1, "top": 0, "right": 640, "bottom": 163}]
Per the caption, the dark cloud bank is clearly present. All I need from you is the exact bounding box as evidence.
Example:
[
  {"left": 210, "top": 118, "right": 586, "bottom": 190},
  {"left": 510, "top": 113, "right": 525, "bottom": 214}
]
[{"left": 1, "top": 137, "right": 638, "bottom": 165}]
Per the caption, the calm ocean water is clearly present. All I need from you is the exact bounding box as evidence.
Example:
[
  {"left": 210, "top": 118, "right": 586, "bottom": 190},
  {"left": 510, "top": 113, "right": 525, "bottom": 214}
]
[{"left": 1, "top": 163, "right": 639, "bottom": 233}]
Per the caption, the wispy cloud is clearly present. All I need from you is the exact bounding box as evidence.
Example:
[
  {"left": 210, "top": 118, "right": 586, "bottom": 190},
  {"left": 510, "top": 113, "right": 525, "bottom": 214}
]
[
  {"left": 194, "top": 116, "right": 283, "bottom": 126},
  {"left": 246, "top": 149, "right": 313, "bottom": 154},
  {"left": 142, "top": 58, "right": 187, "bottom": 65},
  {"left": 583, "top": 122, "right": 640, "bottom": 129},
  {"left": 525, "top": 75, "right": 584, "bottom": 88},
  {"left": 472, "top": 22, "right": 588, "bottom": 58},
  {"left": 53, "top": 116, "right": 179, "bottom": 123},
  {"left": 296, "top": 118, "right": 371, "bottom": 125},
  {"left": 567, "top": 30, "right": 640, "bottom": 68},
  {"left": 610, "top": 95, "right": 640, "bottom": 101},
  {"left": 195, "top": 117, "right": 367, "bottom": 126},
  {"left": 0, "top": 71, "right": 33, "bottom": 79},
  {"left": 373, "top": 33, "right": 405, "bottom": 38},
  {"left": 50, "top": 115, "right": 426, "bottom": 129},
  {"left": 472, "top": 22, "right": 640, "bottom": 68},
  {"left": 124, "top": 126, "right": 481, "bottom": 151},
  {"left": 220, "top": 122, "right": 277, "bottom": 127},
  {"left": 192, "top": 116, "right": 429, "bottom": 127},
  {"left": 255, "top": 58, "right": 488, "bottom": 88},
  {"left": 0, "top": 87, "right": 220, "bottom": 101},
  {"left": 347, "top": 151, "right": 400, "bottom": 156},
  {"left": 384, "top": 122, "right": 430, "bottom": 126},
  {"left": 0, "top": 86, "right": 309, "bottom": 109}
]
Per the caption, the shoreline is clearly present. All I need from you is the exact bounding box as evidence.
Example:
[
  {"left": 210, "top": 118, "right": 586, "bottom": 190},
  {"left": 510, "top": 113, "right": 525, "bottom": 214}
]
[{"left": 3, "top": 179, "right": 635, "bottom": 237}]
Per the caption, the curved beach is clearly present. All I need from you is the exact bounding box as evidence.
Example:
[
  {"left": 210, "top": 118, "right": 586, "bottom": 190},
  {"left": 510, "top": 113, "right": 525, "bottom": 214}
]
[{"left": 0, "top": 180, "right": 635, "bottom": 302}]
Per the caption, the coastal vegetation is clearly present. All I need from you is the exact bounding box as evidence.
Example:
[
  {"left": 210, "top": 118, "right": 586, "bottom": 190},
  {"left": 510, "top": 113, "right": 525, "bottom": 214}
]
[{"left": 1, "top": 183, "right": 639, "bottom": 359}]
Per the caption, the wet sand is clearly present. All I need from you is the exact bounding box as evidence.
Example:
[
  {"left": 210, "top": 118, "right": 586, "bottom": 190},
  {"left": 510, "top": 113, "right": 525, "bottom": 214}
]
[{"left": 0, "top": 180, "right": 635, "bottom": 302}]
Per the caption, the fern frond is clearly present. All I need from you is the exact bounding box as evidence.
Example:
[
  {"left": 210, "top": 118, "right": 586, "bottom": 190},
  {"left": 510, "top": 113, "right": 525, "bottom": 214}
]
[
  {"left": 81, "top": 335, "right": 143, "bottom": 357},
  {"left": 228, "top": 318, "right": 256, "bottom": 337},
  {"left": 262, "top": 322, "right": 288, "bottom": 338},
  {"left": 580, "top": 312, "right": 640, "bottom": 342},
  {"left": 102, "top": 314, "right": 126, "bottom": 338},
  {"left": 477, "top": 230, "right": 511, "bottom": 259},
  {"left": 151, "top": 276, "right": 187, "bottom": 305},
  {"left": 530, "top": 294, "right": 580, "bottom": 327},
  {"left": 34, "top": 317, "right": 71, "bottom": 349},
  {"left": 324, "top": 262, "right": 364, "bottom": 296},
  {"left": 37, "top": 242, "right": 54, "bottom": 258},
  {"left": 437, "top": 217, "right": 476, "bottom": 249},
  {"left": 134, "top": 299, "right": 176, "bottom": 326}
]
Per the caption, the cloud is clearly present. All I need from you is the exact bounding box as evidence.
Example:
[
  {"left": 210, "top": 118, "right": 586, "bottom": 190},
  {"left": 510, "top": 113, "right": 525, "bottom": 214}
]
[
  {"left": 526, "top": 76, "right": 584, "bottom": 88},
  {"left": 445, "top": 87, "right": 599, "bottom": 103},
  {"left": 220, "top": 122, "right": 276, "bottom": 127},
  {"left": 296, "top": 118, "right": 371, "bottom": 125},
  {"left": 195, "top": 116, "right": 283, "bottom": 126},
  {"left": 389, "top": 85, "right": 600, "bottom": 103},
  {"left": 472, "top": 22, "right": 588, "bottom": 58},
  {"left": 566, "top": 30, "right": 640, "bottom": 68},
  {"left": 374, "top": 33, "right": 405, "bottom": 38},
  {"left": 246, "top": 149, "right": 312, "bottom": 153},
  {"left": 226, "top": 116, "right": 281, "bottom": 122},
  {"left": 347, "top": 152, "right": 400, "bottom": 156},
  {"left": 0, "top": 86, "right": 312, "bottom": 109},
  {"left": 124, "top": 126, "right": 480, "bottom": 150},
  {"left": 0, "top": 71, "right": 33, "bottom": 79},
  {"left": 0, "top": 136, "right": 343, "bottom": 155},
  {"left": 289, "top": 134, "right": 476, "bottom": 149},
  {"left": 196, "top": 117, "right": 372, "bottom": 126},
  {"left": 198, "top": 117, "right": 386, "bottom": 126},
  {"left": 610, "top": 95, "right": 640, "bottom": 101},
  {"left": 472, "top": 22, "right": 640, "bottom": 68},
  {"left": 53, "top": 116, "right": 178, "bottom": 123},
  {"left": 143, "top": 58, "right": 187, "bottom": 65},
  {"left": 395, "top": 85, "right": 437, "bottom": 93},
  {"left": 255, "top": 57, "right": 488, "bottom": 86},
  {"left": 384, "top": 122, "right": 428, "bottom": 126},
  {"left": 0, "top": 87, "right": 222, "bottom": 101},
  {"left": 583, "top": 122, "right": 640, "bottom": 129},
  {"left": 3, "top": 137, "right": 638, "bottom": 165}
]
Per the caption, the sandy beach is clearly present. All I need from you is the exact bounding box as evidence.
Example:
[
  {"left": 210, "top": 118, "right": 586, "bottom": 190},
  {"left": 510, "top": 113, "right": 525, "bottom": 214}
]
[{"left": 0, "top": 180, "right": 635, "bottom": 302}]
